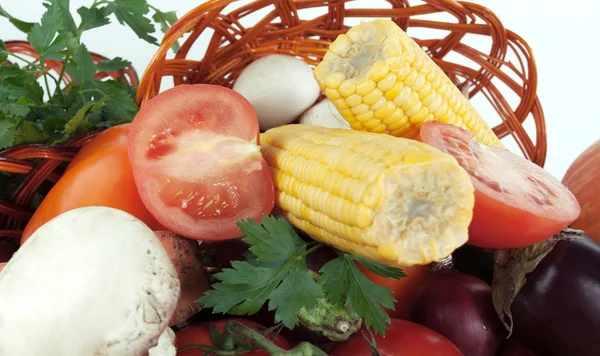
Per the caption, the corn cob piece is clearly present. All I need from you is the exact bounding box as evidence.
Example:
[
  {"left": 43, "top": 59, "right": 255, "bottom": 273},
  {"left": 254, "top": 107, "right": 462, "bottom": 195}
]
[
  {"left": 260, "top": 124, "right": 475, "bottom": 266},
  {"left": 313, "top": 19, "right": 502, "bottom": 147}
]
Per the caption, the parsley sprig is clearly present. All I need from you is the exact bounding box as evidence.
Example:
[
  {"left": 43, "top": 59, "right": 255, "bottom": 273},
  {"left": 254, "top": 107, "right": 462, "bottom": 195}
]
[
  {"left": 199, "top": 215, "right": 406, "bottom": 336},
  {"left": 0, "top": 0, "right": 179, "bottom": 149}
]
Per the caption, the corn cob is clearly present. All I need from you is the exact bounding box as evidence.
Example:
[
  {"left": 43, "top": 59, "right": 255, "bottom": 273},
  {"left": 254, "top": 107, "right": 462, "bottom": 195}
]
[
  {"left": 313, "top": 19, "right": 502, "bottom": 147},
  {"left": 260, "top": 124, "right": 475, "bottom": 266}
]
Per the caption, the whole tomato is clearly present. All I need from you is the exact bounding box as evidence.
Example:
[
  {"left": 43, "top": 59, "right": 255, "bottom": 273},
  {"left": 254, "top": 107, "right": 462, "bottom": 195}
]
[
  {"left": 358, "top": 263, "right": 430, "bottom": 319},
  {"left": 175, "top": 318, "right": 291, "bottom": 356},
  {"left": 329, "top": 318, "right": 463, "bottom": 356},
  {"left": 21, "top": 124, "right": 163, "bottom": 244}
]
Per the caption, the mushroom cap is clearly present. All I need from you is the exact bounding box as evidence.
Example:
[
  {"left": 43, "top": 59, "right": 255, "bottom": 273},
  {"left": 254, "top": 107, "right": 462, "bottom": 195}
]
[{"left": 0, "top": 207, "right": 180, "bottom": 356}]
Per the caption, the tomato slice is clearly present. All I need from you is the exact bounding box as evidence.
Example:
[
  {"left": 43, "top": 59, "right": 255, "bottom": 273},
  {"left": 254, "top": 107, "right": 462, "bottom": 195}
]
[
  {"left": 127, "top": 84, "right": 275, "bottom": 241},
  {"left": 418, "top": 121, "right": 580, "bottom": 248}
]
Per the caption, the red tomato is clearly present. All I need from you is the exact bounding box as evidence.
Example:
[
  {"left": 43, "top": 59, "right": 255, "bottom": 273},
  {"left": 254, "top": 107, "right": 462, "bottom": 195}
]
[
  {"left": 21, "top": 124, "right": 163, "bottom": 244},
  {"left": 418, "top": 122, "right": 580, "bottom": 248},
  {"left": 127, "top": 84, "right": 275, "bottom": 241},
  {"left": 358, "top": 263, "right": 430, "bottom": 319},
  {"left": 175, "top": 318, "right": 291, "bottom": 356},
  {"left": 329, "top": 318, "right": 463, "bottom": 356}
]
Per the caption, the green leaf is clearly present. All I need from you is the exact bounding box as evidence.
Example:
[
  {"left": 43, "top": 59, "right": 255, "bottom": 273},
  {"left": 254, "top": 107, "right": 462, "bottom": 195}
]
[
  {"left": 0, "top": 97, "right": 35, "bottom": 117},
  {"left": 199, "top": 216, "right": 319, "bottom": 329},
  {"left": 96, "top": 57, "right": 131, "bottom": 72},
  {"left": 65, "top": 44, "right": 97, "bottom": 84},
  {"left": 108, "top": 0, "right": 158, "bottom": 45},
  {"left": 77, "top": 6, "right": 111, "bottom": 33},
  {"left": 200, "top": 261, "right": 282, "bottom": 315},
  {"left": 27, "top": 1, "right": 65, "bottom": 59},
  {"left": 0, "top": 5, "right": 35, "bottom": 33},
  {"left": 53, "top": 97, "right": 107, "bottom": 144},
  {"left": 353, "top": 256, "right": 406, "bottom": 280},
  {"left": 0, "top": 66, "right": 45, "bottom": 103},
  {"left": 320, "top": 254, "right": 395, "bottom": 335},
  {"left": 238, "top": 215, "right": 304, "bottom": 264},
  {"left": 92, "top": 80, "right": 138, "bottom": 122},
  {"left": 14, "top": 120, "right": 46, "bottom": 145},
  {"left": 269, "top": 259, "right": 321, "bottom": 328},
  {"left": 55, "top": 0, "right": 78, "bottom": 36},
  {"left": 0, "top": 40, "right": 9, "bottom": 62},
  {"left": 152, "top": 10, "right": 180, "bottom": 52},
  {"left": 0, "top": 117, "right": 19, "bottom": 149}
]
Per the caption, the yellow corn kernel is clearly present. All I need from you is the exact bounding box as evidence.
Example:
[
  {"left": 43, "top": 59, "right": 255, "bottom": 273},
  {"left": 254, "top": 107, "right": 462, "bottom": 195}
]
[
  {"left": 339, "top": 80, "right": 356, "bottom": 97},
  {"left": 313, "top": 19, "right": 502, "bottom": 147},
  {"left": 356, "top": 80, "right": 376, "bottom": 96},
  {"left": 260, "top": 124, "right": 475, "bottom": 266},
  {"left": 363, "top": 88, "right": 384, "bottom": 106}
]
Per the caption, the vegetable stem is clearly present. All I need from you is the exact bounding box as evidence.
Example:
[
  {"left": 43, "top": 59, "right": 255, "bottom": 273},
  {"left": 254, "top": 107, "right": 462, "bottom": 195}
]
[
  {"left": 224, "top": 320, "right": 328, "bottom": 356},
  {"left": 53, "top": 52, "right": 70, "bottom": 103},
  {"left": 7, "top": 52, "right": 36, "bottom": 66}
]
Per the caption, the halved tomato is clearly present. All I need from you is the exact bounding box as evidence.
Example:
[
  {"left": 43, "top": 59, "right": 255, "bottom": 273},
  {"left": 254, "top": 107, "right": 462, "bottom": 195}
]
[
  {"left": 127, "top": 84, "right": 275, "bottom": 241},
  {"left": 418, "top": 121, "right": 580, "bottom": 248}
]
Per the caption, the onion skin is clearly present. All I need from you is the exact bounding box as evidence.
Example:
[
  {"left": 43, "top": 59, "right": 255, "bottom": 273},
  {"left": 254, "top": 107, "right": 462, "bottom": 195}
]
[
  {"left": 562, "top": 140, "right": 600, "bottom": 243},
  {"left": 409, "top": 271, "right": 506, "bottom": 356},
  {"left": 512, "top": 236, "right": 600, "bottom": 356}
]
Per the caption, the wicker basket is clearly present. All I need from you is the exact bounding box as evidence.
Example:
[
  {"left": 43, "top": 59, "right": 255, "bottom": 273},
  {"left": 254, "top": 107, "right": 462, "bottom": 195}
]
[{"left": 0, "top": 0, "right": 546, "bottom": 243}]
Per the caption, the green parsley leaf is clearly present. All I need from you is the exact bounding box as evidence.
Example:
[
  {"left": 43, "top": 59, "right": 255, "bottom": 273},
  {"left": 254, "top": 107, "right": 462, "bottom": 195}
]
[
  {"left": 268, "top": 259, "right": 320, "bottom": 327},
  {"left": 92, "top": 80, "right": 138, "bottom": 122},
  {"left": 203, "top": 261, "right": 281, "bottom": 315},
  {"left": 108, "top": 0, "right": 158, "bottom": 45},
  {"left": 319, "top": 254, "right": 395, "bottom": 335},
  {"left": 55, "top": 0, "right": 78, "bottom": 36},
  {"left": 199, "top": 217, "right": 321, "bottom": 329},
  {"left": 0, "top": 40, "right": 9, "bottom": 62},
  {"left": 77, "top": 6, "right": 111, "bottom": 33},
  {"left": 0, "top": 66, "right": 44, "bottom": 103},
  {"left": 0, "top": 5, "right": 35, "bottom": 33},
  {"left": 65, "top": 44, "right": 97, "bottom": 84},
  {"left": 53, "top": 97, "right": 107, "bottom": 144},
  {"left": 152, "top": 10, "right": 180, "bottom": 52},
  {"left": 27, "top": 1, "right": 65, "bottom": 60},
  {"left": 353, "top": 256, "right": 406, "bottom": 279},
  {"left": 97, "top": 57, "right": 131, "bottom": 72},
  {"left": 238, "top": 215, "right": 304, "bottom": 263},
  {"left": 0, "top": 97, "right": 35, "bottom": 117},
  {"left": 14, "top": 120, "right": 46, "bottom": 145},
  {"left": 0, "top": 116, "right": 19, "bottom": 149}
]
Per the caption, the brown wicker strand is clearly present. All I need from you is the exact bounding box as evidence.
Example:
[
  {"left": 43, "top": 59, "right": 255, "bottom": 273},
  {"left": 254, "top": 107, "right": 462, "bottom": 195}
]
[{"left": 0, "top": 0, "right": 546, "bottom": 241}]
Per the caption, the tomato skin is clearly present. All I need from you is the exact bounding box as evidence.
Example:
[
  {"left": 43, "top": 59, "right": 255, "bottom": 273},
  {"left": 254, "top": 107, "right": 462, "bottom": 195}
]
[
  {"left": 128, "top": 84, "right": 275, "bottom": 241},
  {"left": 418, "top": 121, "right": 580, "bottom": 249},
  {"left": 358, "top": 263, "right": 430, "bottom": 319},
  {"left": 175, "top": 318, "right": 291, "bottom": 356},
  {"left": 21, "top": 124, "right": 163, "bottom": 244},
  {"left": 329, "top": 318, "right": 463, "bottom": 356}
]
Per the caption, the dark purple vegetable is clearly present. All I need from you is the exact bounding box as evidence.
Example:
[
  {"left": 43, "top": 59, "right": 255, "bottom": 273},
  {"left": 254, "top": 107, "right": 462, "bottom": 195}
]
[
  {"left": 0, "top": 241, "right": 16, "bottom": 263},
  {"left": 409, "top": 271, "right": 506, "bottom": 356},
  {"left": 511, "top": 236, "right": 600, "bottom": 356},
  {"left": 499, "top": 338, "right": 537, "bottom": 356}
]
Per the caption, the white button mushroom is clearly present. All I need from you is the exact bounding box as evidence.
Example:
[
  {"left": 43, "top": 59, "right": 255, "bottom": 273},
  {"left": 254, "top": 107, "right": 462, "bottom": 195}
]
[
  {"left": 233, "top": 54, "right": 320, "bottom": 130},
  {"left": 299, "top": 99, "right": 351, "bottom": 129},
  {"left": 0, "top": 207, "right": 181, "bottom": 356},
  {"left": 148, "top": 328, "right": 177, "bottom": 356}
]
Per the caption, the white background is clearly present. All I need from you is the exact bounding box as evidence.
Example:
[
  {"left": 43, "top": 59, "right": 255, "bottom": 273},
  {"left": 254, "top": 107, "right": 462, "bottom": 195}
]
[{"left": 1, "top": 0, "right": 599, "bottom": 179}]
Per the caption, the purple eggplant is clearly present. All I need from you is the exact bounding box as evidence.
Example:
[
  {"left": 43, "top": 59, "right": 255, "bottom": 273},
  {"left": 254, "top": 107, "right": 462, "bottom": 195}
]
[
  {"left": 511, "top": 236, "right": 600, "bottom": 356},
  {"left": 409, "top": 271, "right": 506, "bottom": 356}
]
